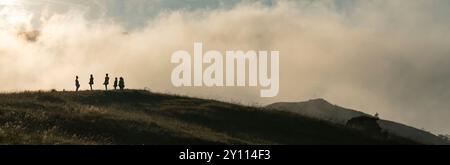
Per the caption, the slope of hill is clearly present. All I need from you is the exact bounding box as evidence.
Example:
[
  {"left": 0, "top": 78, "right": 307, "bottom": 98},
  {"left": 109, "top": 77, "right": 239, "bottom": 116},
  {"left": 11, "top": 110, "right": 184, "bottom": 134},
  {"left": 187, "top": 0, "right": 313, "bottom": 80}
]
[
  {"left": 267, "top": 99, "right": 449, "bottom": 145},
  {"left": 0, "top": 90, "right": 416, "bottom": 145},
  {"left": 377, "top": 120, "right": 447, "bottom": 145}
]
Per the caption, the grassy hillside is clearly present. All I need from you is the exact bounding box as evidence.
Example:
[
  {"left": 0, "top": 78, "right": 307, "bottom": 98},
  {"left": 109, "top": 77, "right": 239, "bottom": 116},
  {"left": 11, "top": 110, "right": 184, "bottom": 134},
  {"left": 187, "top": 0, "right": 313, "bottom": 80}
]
[{"left": 0, "top": 90, "right": 417, "bottom": 145}]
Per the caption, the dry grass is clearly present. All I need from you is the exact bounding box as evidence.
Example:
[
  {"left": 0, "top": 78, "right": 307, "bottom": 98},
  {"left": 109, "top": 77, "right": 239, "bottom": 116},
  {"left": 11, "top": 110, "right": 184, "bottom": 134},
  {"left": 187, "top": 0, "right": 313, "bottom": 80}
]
[{"left": 0, "top": 90, "right": 418, "bottom": 145}]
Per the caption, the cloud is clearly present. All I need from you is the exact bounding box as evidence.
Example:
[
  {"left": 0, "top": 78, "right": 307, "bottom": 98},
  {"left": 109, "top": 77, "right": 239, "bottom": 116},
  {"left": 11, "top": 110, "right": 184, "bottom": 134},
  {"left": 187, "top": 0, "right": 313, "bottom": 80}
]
[{"left": 0, "top": 0, "right": 449, "bottom": 134}]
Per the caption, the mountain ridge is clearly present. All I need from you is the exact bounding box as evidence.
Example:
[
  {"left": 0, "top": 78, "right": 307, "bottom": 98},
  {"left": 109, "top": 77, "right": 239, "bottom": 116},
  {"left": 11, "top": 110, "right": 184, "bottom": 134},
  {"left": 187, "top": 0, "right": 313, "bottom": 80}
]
[
  {"left": 267, "top": 98, "right": 370, "bottom": 124},
  {"left": 267, "top": 99, "right": 449, "bottom": 145}
]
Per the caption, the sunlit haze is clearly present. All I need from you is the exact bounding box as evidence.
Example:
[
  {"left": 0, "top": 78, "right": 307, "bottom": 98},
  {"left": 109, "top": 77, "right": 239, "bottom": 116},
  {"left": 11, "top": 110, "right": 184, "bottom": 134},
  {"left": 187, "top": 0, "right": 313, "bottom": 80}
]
[{"left": 0, "top": 0, "right": 449, "bottom": 135}]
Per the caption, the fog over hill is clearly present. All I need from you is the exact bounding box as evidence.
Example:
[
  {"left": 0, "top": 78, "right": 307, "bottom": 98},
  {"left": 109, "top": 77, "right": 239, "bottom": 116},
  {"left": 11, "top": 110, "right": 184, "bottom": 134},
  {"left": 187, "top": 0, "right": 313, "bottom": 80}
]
[{"left": 0, "top": 0, "right": 450, "bottom": 134}]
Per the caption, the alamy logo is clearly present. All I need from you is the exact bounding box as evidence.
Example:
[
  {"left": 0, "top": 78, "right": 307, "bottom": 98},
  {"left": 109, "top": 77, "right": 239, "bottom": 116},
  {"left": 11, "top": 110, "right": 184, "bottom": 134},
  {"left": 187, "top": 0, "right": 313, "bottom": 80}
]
[{"left": 171, "top": 42, "right": 279, "bottom": 97}]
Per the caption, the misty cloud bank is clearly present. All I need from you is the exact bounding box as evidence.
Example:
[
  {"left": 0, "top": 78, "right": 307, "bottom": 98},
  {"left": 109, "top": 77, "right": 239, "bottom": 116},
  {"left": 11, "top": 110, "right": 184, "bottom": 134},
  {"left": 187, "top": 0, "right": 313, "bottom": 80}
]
[{"left": 0, "top": 0, "right": 449, "bottom": 134}]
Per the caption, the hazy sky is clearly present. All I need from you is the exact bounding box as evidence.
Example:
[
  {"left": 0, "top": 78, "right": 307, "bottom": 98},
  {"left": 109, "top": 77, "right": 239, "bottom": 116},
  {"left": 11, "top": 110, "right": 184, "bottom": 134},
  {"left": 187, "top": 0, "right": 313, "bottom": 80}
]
[{"left": 1, "top": 0, "right": 450, "bottom": 135}]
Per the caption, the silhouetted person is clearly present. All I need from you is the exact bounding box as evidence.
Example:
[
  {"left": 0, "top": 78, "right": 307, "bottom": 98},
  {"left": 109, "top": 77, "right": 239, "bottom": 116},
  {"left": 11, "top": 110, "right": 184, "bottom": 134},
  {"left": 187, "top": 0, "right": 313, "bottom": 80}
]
[
  {"left": 113, "top": 77, "right": 118, "bottom": 90},
  {"left": 119, "top": 77, "right": 125, "bottom": 90},
  {"left": 103, "top": 74, "right": 110, "bottom": 91},
  {"left": 75, "top": 76, "right": 80, "bottom": 91},
  {"left": 89, "top": 74, "right": 94, "bottom": 90}
]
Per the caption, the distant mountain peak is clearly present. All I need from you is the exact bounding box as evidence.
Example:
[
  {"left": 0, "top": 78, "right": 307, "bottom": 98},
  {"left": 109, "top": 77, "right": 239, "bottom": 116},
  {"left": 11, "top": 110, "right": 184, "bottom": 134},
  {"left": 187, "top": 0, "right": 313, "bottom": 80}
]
[
  {"left": 306, "top": 98, "right": 332, "bottom": 106},
  {"left": 268, "top": 98, "right": 334, "bottom": 109},
  {"left": 267, "top": 98, "right": 368, "bottom": 126},
  {"left": 267, "top": 98, "right": 450, "bottom": 145}
]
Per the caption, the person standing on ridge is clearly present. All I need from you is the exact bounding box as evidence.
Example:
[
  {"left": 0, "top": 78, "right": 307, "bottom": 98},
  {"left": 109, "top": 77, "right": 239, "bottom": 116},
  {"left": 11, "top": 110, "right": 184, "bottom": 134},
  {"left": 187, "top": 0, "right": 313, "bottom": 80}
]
[
  {"left": 89, "top": 74, "right": 94, "bottom": 90},
  {"left": 103, "top": 73, "right": 110, "bottom": 91},
  {"left": 75, "top": 76, "right": 80, "bottom": 92},
  {"left": 119, "top": 77, "right": 125, "bottom": 90},
  {"left": 113, "top": 77, "right": 118, "bottom": 90}
]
